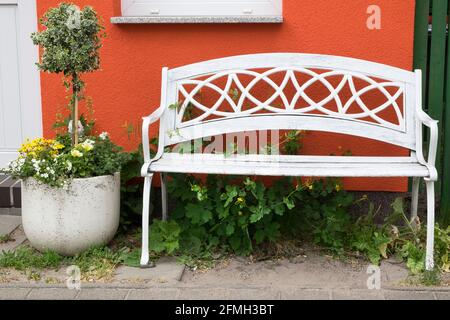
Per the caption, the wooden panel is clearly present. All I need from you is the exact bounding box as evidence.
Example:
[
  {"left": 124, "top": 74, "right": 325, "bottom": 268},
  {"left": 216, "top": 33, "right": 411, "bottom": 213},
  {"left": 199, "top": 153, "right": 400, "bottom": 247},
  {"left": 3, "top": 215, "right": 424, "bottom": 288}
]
[
  {"left": 413, "top": 0, "right": 430, "bottom": 108},
  {"left": 441, "top": 0, "right": 450, "bottom": 224},
  {"left": 428, "top": 0, "right": 447, "bottom": 186}
]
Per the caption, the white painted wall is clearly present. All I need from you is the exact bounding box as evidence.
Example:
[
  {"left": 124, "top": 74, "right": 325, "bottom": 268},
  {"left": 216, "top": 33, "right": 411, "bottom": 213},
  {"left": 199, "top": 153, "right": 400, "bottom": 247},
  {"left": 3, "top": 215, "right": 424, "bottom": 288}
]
[{"left": 0, "top": 0, "right": 42, "bottom": 168}]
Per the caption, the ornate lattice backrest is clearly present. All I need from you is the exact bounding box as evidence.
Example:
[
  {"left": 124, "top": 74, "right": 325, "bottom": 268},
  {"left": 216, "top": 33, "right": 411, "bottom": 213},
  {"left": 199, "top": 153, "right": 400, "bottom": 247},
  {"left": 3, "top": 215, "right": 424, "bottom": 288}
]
[{"left": 161, "top": 53, "right": 417, "bottom": 150}]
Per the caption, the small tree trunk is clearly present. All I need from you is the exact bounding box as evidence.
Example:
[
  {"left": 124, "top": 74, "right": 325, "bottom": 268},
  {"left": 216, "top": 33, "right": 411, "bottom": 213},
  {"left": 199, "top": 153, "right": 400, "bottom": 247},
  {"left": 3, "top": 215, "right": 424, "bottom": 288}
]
[
  {"left": 72, "top": 74, "right": 79, "bottom": 146},
  {"left": 73, "top": 94, "right": 79, "bottom": 145}
]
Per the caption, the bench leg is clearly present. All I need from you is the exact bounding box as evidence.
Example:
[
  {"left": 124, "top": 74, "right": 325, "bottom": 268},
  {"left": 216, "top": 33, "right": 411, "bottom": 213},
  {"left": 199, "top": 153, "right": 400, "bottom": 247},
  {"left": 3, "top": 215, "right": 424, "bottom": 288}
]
[
  {"left": 411, "top": 177, "right": 420, "bottom": 222},
  {"left": 161, "top": 173, "right": 168, "bottom": 221},
  {"left": 425, "top": 179, "right": 435, "bottom": 271},
  {"left": 140, "top": 174, "right": 155, "bottom": 268}
]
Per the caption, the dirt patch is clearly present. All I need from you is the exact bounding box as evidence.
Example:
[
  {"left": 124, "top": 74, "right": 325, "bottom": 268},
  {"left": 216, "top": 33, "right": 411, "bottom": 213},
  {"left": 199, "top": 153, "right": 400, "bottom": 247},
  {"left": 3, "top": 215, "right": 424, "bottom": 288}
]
[{"left": 181, "top": 250, "right": 412, "bottom": 290}]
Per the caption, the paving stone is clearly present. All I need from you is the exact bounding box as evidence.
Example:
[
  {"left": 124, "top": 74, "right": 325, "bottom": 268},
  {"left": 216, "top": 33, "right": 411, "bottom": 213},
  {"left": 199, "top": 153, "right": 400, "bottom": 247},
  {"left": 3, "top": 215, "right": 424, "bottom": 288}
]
[
  {"left": 332, "top": 289, "right": 384, "bottom": 300},
  {"left": 76, "top": 288, "right": 129, "bottom": 300},
  {"left": 281, "top": 288, "right": 330, "bottom": 300},
  {"left": 177, "top": 288, "right": 234, "bottom": 300},
  {"left": 0, "top": 288, "right": 31, "bottom": 300},
  {"left": 27, "top": 288, "right": 78, "bottom": 300},
  {"left": 225, "top": 289, "right": 280, "bottom": 300},
  {"left": 127, "top": 288, "right": 180, "bottom": 300},
  {"left": 384, "top": 290, "right": 436, "bottom": 300},
  {"left": 435, "top": 292, "right": 450, "bottom": 300},
  {"left": 115, "top": 257, "right": 185, "bottom": 282},
  {"left": 0, "top": 225, "right": 26, "bottom": 252},
  {"left": 0, "top": 215, "right": 21, "bottom": 236}
]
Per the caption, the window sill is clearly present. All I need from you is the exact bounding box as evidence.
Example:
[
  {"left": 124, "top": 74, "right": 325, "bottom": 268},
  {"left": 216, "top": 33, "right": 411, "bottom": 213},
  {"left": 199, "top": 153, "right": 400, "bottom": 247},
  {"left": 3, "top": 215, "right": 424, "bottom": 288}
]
[{"left": 110, "top": 16, "right": 283, "bottom": 24}]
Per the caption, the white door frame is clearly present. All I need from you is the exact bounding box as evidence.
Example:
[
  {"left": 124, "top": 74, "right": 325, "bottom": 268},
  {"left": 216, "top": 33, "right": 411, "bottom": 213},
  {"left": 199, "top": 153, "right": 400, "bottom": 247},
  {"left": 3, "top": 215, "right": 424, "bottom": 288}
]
[{"left": 0, "top": 0, "right": 42, "bottom": 166}]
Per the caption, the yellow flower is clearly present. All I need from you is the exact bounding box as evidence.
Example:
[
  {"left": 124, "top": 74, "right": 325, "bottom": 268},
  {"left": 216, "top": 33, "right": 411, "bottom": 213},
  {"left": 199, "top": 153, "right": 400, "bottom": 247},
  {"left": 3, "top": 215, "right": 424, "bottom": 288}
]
[
  {"left": 52, "top": 143, "right": 64, "bottom": 150},
  {"left": 304, "top": 179, "right": 314, "bottom": 190},
  {"left": 19, "top": 138, "right": 58, "bottom": 158},
  {"left": 235, "top": 197, "right": 246, "bottom": 206},
  {"left": 80, "top": 139, "right": 95, "bottom": 152},
  {"left": 335, "top": 184, "right": 341, "bottom": 192},
  {"left": 71, "top": 149, "right": 83, "bottom": 158},
  {"left": 81, "top": 143, "right": 93, "bottom": 151}
]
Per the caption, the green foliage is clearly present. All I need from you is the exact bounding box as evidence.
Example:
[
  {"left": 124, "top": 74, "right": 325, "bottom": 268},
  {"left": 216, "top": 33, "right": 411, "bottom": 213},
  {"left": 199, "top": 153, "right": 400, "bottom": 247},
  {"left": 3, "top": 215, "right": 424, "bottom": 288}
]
[
  {"left": 0, "top": 245, "right": 129, "bottom": 281},
  {"left": 0, "top": 247, "right": 64, "bottom": 270},
  {"left": 71, "top": 246, "right": 127, "bottom": 280},
  {"left": 282, "top": 130, "right": 304, "bottom": 155},
  {"left": 154, "top": 173, "right": 449, "bottom": 276},
  {"left": 0, "top": 234, "right": 12, "bottom": 244},
  {"left": 119, "top": 147, "right": 145, "bottom": 231},
  {"left": 162, "top": 174, "right": 351, "bottom": 257},
  {"left": 150, "top": 220, "right": 181, "bottom": 254},
  {"left": 31, "top": 3, "right": 104, "bottom": 79},
  {"left": 297, "top": 179, "right": 354, "bottom": 255},
  {"left": 31, "top": 2, "right": 105, "bottom": 145}
]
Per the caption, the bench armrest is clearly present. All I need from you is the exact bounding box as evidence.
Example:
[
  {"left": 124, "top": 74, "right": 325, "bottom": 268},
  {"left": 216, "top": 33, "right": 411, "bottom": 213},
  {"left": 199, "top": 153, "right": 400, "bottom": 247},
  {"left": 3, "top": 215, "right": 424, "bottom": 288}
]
[
  {"left": 416, "top": 109, "right": 439, "bottom": 181},
  {"left": 141, "top": 105, "right": 166, "bottom": 176}
]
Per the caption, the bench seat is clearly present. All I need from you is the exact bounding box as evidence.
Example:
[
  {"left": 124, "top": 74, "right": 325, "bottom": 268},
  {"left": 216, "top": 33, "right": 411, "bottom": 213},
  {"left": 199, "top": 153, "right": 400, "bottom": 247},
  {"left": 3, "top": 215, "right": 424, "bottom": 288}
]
[{"left": 150, "top": 154, "right": 431, "bottom": 178}]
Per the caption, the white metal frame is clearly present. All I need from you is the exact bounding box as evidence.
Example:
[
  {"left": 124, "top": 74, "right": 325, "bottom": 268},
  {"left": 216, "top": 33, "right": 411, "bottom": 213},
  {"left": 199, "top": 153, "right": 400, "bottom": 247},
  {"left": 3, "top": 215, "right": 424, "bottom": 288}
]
[
  {"left": 139, "top": 53, "right": 438, "bottom": 271},
  {"left": 121, "top": 0, "right": 282, "bottom": 17},
  {"left": 0, "top": 0, "right": 42, "bottom": 167}
]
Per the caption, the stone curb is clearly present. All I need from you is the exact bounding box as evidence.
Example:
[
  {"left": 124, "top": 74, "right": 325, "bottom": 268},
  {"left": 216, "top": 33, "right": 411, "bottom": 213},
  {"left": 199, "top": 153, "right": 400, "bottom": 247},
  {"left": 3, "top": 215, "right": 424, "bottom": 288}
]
[{"left": 1, "top": 287, "right": 449, "bottom": 300}]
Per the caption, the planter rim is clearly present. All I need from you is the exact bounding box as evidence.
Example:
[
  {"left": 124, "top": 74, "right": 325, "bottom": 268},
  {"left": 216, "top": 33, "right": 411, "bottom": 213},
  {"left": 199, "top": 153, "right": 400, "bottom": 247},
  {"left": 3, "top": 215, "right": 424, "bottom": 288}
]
[{"left": 24, "top": 172, "right": 120, "bottom": 184}]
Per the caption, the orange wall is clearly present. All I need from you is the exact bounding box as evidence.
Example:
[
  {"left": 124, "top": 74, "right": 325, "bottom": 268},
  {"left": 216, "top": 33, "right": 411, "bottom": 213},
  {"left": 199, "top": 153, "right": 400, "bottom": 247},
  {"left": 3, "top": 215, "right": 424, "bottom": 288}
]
[{"left": 36, "top": 0, "right": 416, "bottom": 191}]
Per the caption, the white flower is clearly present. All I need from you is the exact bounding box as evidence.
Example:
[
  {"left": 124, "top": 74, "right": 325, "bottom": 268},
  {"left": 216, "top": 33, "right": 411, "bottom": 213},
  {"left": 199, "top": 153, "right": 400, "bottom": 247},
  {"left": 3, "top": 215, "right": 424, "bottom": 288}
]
[
  {"left": 32, "top": 159, "right": 41, "bottom": 172},
  {"left": 8, "top": 157, "right": 25, "bottom": 172},
  {"left": 99, "top": 132, "right": 109, "bottom": 140},
  {"left": 66, "top": 160, "right": 73, "bottom": 171}
]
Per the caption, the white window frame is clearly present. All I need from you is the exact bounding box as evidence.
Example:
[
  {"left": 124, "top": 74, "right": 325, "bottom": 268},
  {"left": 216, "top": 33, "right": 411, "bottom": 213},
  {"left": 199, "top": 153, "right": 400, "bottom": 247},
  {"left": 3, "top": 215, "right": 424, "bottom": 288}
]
[{"left": 121, "top": 0, "right": 282, "bottom": 17}]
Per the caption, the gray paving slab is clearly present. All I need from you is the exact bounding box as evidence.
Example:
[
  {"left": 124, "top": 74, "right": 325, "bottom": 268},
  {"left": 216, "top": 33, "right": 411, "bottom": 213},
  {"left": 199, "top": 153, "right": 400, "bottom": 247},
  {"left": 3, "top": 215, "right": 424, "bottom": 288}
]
[
  {"left": 332, "top": 289, "right": 384, "bottom": 300},
  {"left": 0, "top": 215, "right": 21, "bottom": 236},
  {"left": 435, "top": 291, "right": 450, "bottom": 300},
  {"left": 384, "top": 290, "right": 436, "bottom": 300},
  {"left": 281, "top": 288, "right": 331, "bottom": 300},
  {"left": 0, "top": 225, "right": 26, "bottom": 252},
  {"left": 177, "top": 288, "right": 236, "bottom": 300},
  {"left": 115, "top": 256, "right": 185, "bottom": 282},
  {"left": 126, "top": 288, "right": 181, "bottom": 300},
  {"left": 27, "top": 288, "right": 78, "bottom": 300},
  {"left": 76, "top": 288, "right": 129, "bottom": 300},
  {"left": 0, "top": 288, "right": 31, "bottom": 300},
  {"left": 224, "top": 288, "right": 281, "bottom": 300}
]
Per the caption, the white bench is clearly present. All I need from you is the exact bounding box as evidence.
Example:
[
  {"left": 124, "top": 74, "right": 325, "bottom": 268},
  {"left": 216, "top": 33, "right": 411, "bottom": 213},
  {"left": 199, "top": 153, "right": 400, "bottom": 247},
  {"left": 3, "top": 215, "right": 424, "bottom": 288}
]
[{"left": 139, "top": 53, "right": 438, "bottom": 270}]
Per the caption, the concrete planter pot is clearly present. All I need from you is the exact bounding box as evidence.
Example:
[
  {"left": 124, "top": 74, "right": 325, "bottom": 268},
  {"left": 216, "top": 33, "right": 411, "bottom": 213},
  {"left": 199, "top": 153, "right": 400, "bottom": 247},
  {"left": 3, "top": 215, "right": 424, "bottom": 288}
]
[{"left": 21, "top": 173, "right": 120, "bottom": 256}]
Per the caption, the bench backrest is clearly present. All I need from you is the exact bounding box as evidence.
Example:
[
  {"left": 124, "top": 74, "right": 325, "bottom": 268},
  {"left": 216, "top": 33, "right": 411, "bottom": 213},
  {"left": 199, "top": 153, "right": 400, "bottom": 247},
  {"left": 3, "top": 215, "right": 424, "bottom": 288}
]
[{"left": 159, "top": 53, "right": 419, "bottom": 151}]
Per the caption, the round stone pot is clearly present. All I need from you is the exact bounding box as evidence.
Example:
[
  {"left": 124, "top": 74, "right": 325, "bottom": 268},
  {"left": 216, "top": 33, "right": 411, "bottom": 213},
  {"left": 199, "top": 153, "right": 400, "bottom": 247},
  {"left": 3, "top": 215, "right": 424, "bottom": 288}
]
[{"left": 21, "top": 173, "right": 120, "bottom": 256}]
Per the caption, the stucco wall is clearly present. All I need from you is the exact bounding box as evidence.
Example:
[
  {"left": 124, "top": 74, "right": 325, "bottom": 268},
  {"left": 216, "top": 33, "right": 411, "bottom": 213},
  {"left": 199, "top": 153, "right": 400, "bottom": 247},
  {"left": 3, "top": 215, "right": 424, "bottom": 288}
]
[{"left": 36, "top": 0, "right": 416, "bottom": 191}]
